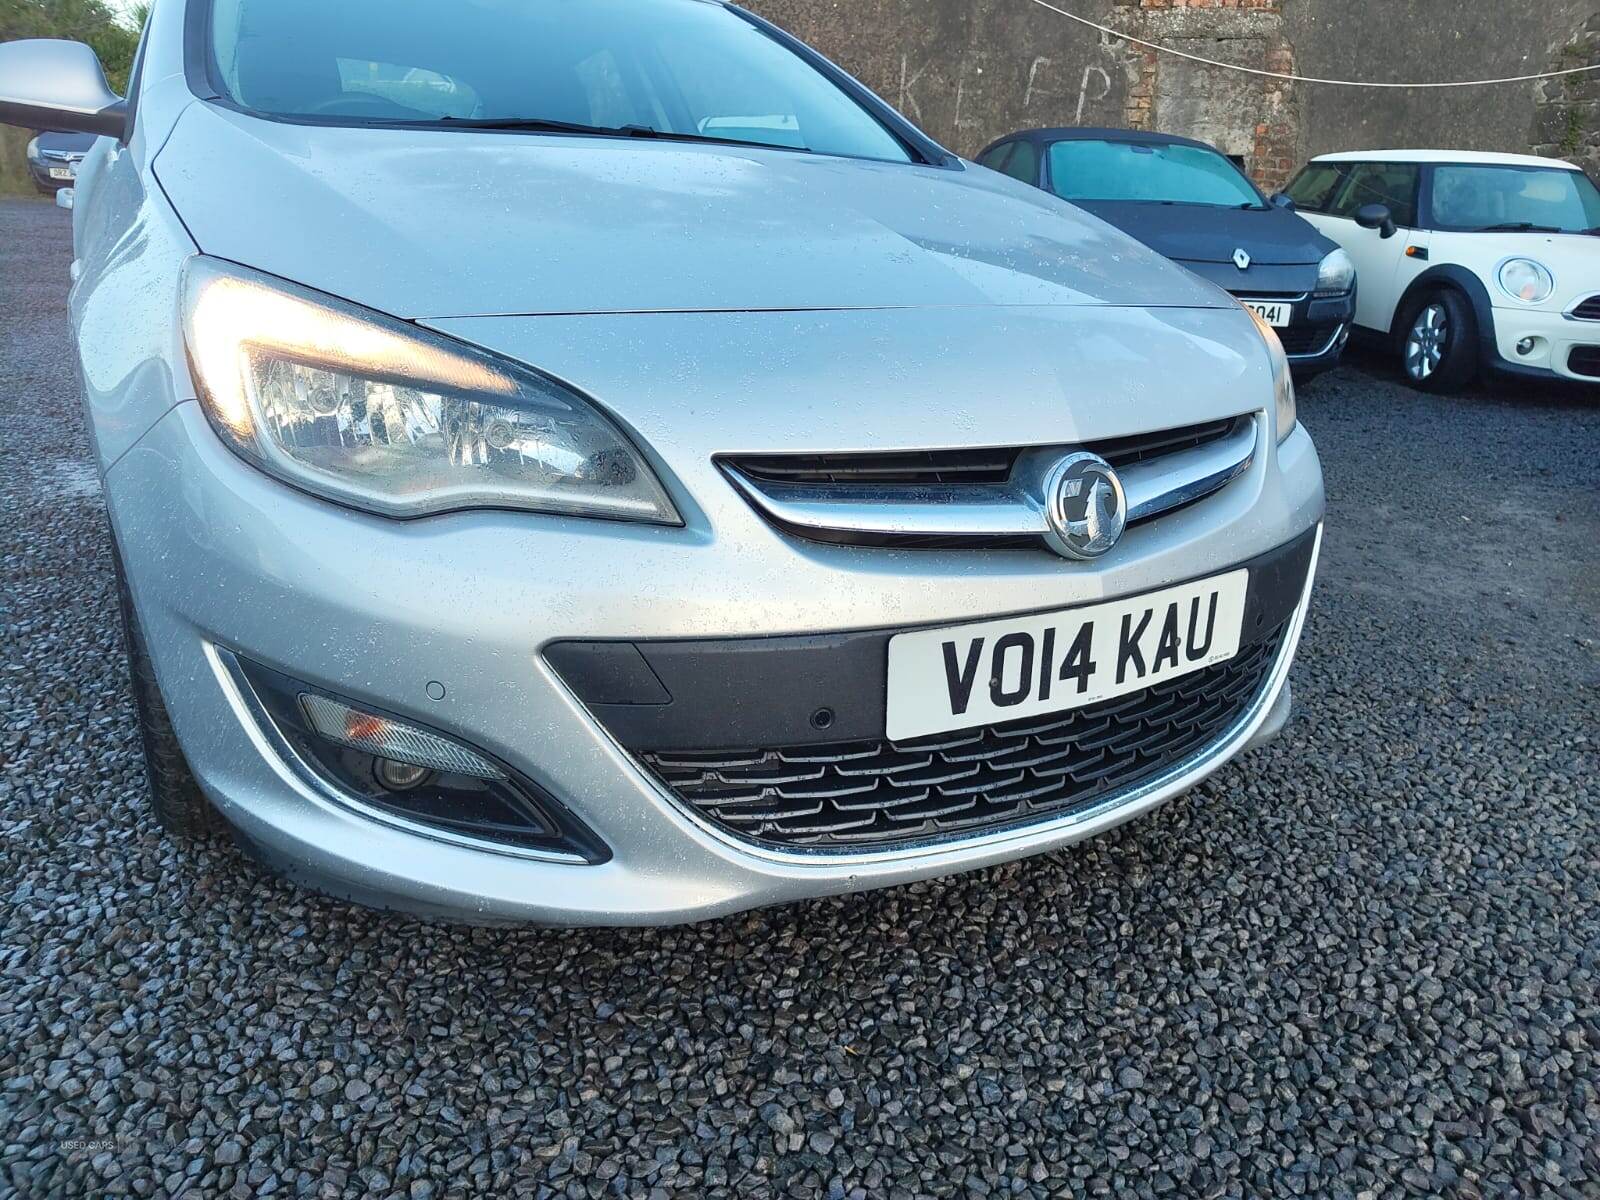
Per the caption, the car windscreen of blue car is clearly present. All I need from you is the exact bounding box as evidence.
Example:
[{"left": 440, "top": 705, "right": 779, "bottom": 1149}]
[
  {"left": 1047, "top": 140, "right": 1265, "bottom": 209},
  {"left": 1429, "top": 164, "right": 1600, "bottom": 232},
  {"left": 207, "top": 0, "right": 913, "bottom": 162}
]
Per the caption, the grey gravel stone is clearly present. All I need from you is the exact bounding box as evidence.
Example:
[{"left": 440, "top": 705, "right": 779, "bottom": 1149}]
[{"left": 2, "top": 197, "right": 1598, "bottom": 1200}]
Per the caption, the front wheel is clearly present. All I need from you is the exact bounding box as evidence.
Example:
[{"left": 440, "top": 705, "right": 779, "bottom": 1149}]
[
  {"left": 110, "top": 528, "right": 223, "bottom": 839},
  {"left": 1399, "top": 290, "right": 1479, "bottom": 393}
]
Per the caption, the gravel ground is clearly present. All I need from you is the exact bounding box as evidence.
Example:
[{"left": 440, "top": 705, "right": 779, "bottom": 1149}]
[{"left": 2, "top": 195, "right": 1598, "bottom": 1200}]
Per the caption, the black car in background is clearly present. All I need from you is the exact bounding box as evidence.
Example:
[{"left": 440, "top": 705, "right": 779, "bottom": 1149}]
[
  {"left": 978, "top": 128, "right": 1357, "bottom": 378},
  {"left": 25, "top": 130, "right": 96, "bottom": 193}
]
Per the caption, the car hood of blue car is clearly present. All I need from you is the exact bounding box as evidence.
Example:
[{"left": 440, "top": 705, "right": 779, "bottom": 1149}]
[
  {"left": 152, "top": 103, "right": 1238, "bottom": 320},
  {"left": 1071, "top": 200, "right": 1337, "bottom": 268}
]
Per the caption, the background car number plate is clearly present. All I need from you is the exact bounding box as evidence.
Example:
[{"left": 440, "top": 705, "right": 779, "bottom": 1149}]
[
  {"left": 1244, "top": 301, "right": 1291, "bottom": 328},
  {"left": 48, "top": 167, "right": 74, "bottom": 180},
  {"left": 886, "top": 571, "right": 1250, "bottom": 741}
]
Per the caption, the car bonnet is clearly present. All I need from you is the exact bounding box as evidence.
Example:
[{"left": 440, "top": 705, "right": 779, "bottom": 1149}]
[{"left": 153, "top": 103, "right": 1236, "bottom": 320}]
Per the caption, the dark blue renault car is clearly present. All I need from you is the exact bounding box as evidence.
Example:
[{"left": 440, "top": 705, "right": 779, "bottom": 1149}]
[{"left": 979, "top": 128, "right": 1356, "bottom": 378}]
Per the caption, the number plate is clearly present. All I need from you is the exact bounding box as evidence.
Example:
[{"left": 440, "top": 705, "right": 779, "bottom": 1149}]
[
  {"left": 1244, "top": 301, "right": 1291, "bottom": 328},
  {"left": 48, "top": 167, "right": 74, "bottom": 181},
  {"left": 885, "top": 572, "right": 1249, "bottom": 741}
]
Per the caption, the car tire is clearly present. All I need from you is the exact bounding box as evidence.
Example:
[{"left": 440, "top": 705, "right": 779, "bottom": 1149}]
[
  {"left": 1398, "top": 289, "right": 1479, "bottom": 393},
  {"left": 110, "top": 528, "right": 224, "bottom": 839}
]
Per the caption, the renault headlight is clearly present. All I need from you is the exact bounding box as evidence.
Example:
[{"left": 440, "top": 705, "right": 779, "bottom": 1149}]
[
  {"left": 1243, "top": 302, "right": 1297, "bottom": 443},
  {"left": 1314, "top": 248, "right": 1355, "bottom": 297},
  {"left": 181, "top": 258, "right": 678, "bottom": 523},
  {"left": 1497, "top": 258, "right": 1554, "bottom": 305}
]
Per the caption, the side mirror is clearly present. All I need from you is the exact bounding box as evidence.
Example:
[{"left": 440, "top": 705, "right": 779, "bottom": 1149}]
[
  {"left": 55, "top": 187, "right": 76, "bottom": 211},
  {"left": 1354, "top": 203, "right": 1398, "bottom": 239},
  {"left": 0, "top": 40, "right": 126, "bottom": 138},
  {"left": 1269, "top": 192, "right": 1296, "bottom": 211}
]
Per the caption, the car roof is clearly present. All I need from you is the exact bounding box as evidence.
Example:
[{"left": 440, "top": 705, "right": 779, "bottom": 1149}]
[
  {"left": 994, "top": 128, "right": 1223, "bottom": 154},
  {"left": 1311, "top": 149, "right": 1580, "bottom": 171}
]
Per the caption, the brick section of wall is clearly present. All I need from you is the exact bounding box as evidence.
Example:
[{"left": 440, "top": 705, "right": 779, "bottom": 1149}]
[{"left": 1108, "top": 0, "right": 1299, "bottom": 190}]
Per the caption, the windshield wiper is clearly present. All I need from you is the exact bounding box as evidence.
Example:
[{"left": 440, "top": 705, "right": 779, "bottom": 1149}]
[
  {"left": 434, "top": 115, "right": 615, "bottom": 135},
  {"left": 432, "top": 116, "right": 806, "bottom": 152},
  {"left": 1471, "top": 222, "right": 1565, "bottom": 233}
]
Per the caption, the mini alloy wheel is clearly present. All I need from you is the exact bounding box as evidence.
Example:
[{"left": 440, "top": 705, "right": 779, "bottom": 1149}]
[
  {"left": 1406, "top": 303, "right": 1447, "bottom": 382},
  {"left": 1398, "top": 290, "right": 1478, "bottom": 393}
]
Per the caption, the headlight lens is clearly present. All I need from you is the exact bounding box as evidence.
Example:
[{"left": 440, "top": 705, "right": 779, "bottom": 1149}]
[
  {"left": 181, "top": 257, "right": 678, "bottom": 524},
  {"left": 1243, "top": 302, "right": 1297, "bottom": 444},
  {"left": 1497, "top": 258, "right": 1554, "bottom": 305},
  {"left": 26, "top": 137, "right": 40, "bottom": 162},
  {"left": 1314, "top": 248, "right": 1356, "bottom": 297}
]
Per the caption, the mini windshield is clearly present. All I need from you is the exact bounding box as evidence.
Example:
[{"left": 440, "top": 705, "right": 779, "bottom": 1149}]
[
  {"left": 1047, "top": 140, "right": 1264, "bottom": 208},
  {"left": 1430, "top": 164, "right": 1600, "bottom": 233},
  {"left": 206, "top": 0, "right": 913, "bottom": 162}
]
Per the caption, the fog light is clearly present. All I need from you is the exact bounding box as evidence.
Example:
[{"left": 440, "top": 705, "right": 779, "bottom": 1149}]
[
  {"left": 298, "top": 692, "right": 504, "bottom": 780},
  {"left": 1517, "top": 337, "right": 1537, "bottom": 356},
  {"left": 373, "top": 758, "right": 434, "bottom": 792},
  {"left": 227, "top": 653, "right": 610, "bottom": 862}
]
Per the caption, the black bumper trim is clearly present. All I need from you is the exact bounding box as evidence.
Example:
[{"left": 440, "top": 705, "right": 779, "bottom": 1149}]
[{"left": 547, "top": 528, "right": 1318, "bottom": 754}]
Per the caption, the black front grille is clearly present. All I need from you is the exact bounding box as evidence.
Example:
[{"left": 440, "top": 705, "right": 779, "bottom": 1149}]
[
  {"left": 1275, "top": 323, "right": 1339, "bottom": 357},
  {"left": 1569, "top": 346, "right": 1600, "bottom": 377},
  {"left": 643, "top": 626, "right": 1285, "bottom": 851},
  {"left": 726, "top": 446, "right": 1017, "bottom": 487},
  {"left": 724, "top": 418, "right": 1243, "bottom": 489},
  {"left": 1571, "top": 296, "right": 1600, "bottom": 321}
]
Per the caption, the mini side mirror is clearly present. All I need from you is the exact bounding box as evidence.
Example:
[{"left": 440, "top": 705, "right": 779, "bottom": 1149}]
[
  {"left": 1269, "top": 192, "right": 1296, "bottom": 211},
  {"left": 1354, "top": 203, "right": 1398, "bottom": 239},
  {"left": 0, "top": 39, "right": 126, "bottom": 139},
  {"left": 55, "top": 187, "right": 76, "bottom": 211}
]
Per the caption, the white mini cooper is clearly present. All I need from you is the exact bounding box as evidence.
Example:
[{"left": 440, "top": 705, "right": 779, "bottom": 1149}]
[{"left": 1284, "top": 150, "right": 1600, "bottom": 390}]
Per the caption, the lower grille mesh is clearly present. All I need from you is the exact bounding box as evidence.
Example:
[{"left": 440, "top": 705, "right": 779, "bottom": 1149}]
[
  {"left": 643, "top": 626, "right": 1286, "bottom": 851},
  {"left": 1275, "top": 323, "right": 1339, "bottom": 357},
  {"left": 1568, "top": 346, "right": 1600, "bottom": 378}
]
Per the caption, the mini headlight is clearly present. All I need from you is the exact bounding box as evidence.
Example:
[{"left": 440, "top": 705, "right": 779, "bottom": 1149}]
[
  {"left": 181, "top": 257, "right": 679, "bottom": 524},
  {"left": 1497, "top": 258, "right": 1554, "bottom": 305},
  {"left": 1243, "top": 302, "right": 1297, "bottom": 444},
  {"left": 1314, "top": 248, "right": 1356, "bottom": 297}
]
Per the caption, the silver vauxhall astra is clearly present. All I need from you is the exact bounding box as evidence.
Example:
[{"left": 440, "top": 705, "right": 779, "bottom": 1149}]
[{"left": 1, "top": 0, "right": 1324, "bottom": 925}]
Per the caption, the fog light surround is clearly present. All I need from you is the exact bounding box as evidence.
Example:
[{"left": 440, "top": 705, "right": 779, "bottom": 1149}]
[
  {"left": 1516, "top": 336, "right": 1539, "bottom": 357},
  {"left": 222, "top": 652, "right": 608, "bottom": 863}
]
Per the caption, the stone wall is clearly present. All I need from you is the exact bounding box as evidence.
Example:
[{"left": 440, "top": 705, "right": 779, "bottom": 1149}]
[{"left": 744, "top": 0, "right": 1600, "bottom": 187}]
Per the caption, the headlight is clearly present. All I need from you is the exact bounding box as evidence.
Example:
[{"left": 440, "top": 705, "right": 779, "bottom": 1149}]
[
  {"left": 1497, "top": 258, "right": 1554, "bottom": 305},
  {"left": 181, "top": 257, "right": 679, "bottom": 524},
  {"left": 1314, "top": 248, "right": 1355, "bottom": 297},
  {"left": 1243, "top": 303, "right": 1297, "bottom": 444},
  {"left": 26, "top": 137, "right": 41, "bottom": 162}
]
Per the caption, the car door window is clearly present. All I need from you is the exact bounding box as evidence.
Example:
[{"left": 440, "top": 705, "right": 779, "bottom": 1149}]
[
  {"left": 977, "top": 142, "right": 1014, "bottom": 172},
  {"left": 1285, "top": 163, "right": 1344, "bottom": 213},
  {"left": 1327, "top": 163, "right": 1420, "bottom": 227},
  {"left": 999, "top": 140, "right": 1039, "bottom": 184}
]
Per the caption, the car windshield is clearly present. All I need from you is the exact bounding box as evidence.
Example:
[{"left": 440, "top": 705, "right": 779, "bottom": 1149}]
[
  {"left": 206, "top": 0, "right": 913, "bottom": 163},
  {"left": 1431, "top": 164, "right": 1600, "bottom": 233},
  {"left": 1046, "top": 140, "right": 1264, "bottom": 208}
]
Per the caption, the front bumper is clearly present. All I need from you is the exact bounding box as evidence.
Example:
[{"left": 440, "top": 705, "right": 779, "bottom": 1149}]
[
  {"left": 28, "top": 159, "right": 76, "bottom": 189},
  {"left": 107, "top": 402, "right": 1325, "bottom": 925},
  {"left": 1487, "top": 305, "right": 1600, "bottom": 383},
  {"left": 1177, "top": 260, "right": 1353, "bottom": 373}
]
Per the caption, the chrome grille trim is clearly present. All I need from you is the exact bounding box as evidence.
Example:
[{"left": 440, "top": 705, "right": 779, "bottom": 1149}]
[
  {"left": 725, "top": 415, "right": 1259, "bottom": 546},
  {"left": 1566, "top": 295, "right": 1600, "bottom": 322}
]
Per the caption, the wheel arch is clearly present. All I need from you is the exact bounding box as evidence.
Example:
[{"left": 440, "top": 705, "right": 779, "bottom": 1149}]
[{"left": 1391, "top": 265, "right": 1496, "bottom": 363}]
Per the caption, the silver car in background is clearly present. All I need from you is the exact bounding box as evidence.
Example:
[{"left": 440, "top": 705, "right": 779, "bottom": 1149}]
[{"left": 0, "top": 0, "right": 1323, "bottom": 925}]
